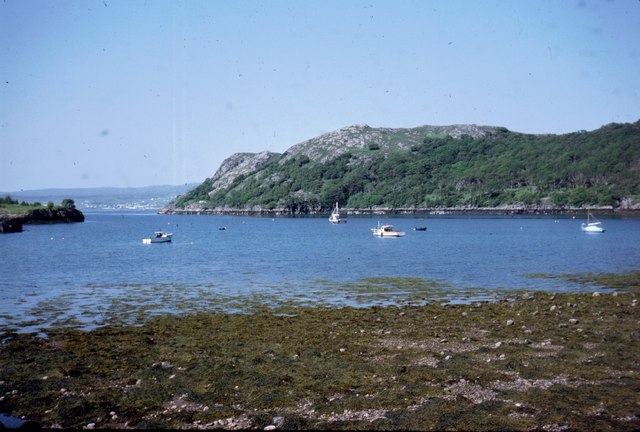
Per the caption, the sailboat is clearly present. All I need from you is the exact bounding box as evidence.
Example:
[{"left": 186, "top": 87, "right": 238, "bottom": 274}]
[
  {"left": 329, "top": 202, "right": 341, "bottom": 224},
  {"left": 581, "top": 211, "right": 605, "bottom": 233}
]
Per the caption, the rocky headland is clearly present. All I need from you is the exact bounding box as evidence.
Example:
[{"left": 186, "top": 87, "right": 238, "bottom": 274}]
[
  {"left": 165, "top": 121, "right": 640, "bottom": 215},
  {"left": 0, "top": 208, "right": 85, "bottom": 233}
]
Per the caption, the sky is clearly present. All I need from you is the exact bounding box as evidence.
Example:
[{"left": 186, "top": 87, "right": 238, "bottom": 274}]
[{"left": 1, "top": 0, "right": 639, "bottom": 191}]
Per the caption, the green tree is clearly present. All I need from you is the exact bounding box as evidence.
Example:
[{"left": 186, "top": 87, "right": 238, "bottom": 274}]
[{"left": 61, "top": 198, "right": 76, "bottom": 209}]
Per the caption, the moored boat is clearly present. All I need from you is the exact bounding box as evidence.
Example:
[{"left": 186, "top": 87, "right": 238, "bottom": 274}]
[
  {"left": 329, "top": 202, "right": 341, "bottom": 224},
  {"left": 581, "top": 212, "right": 605, "bottom": 233},
  {"left": 412, "top": 226, "right": 427, "bottom": 231},
  {"left": 371, "top": 223, "right": 405, "bottom": 237},
  {"left": 143, "top": 231, "right": 173, "bottom": 244}
]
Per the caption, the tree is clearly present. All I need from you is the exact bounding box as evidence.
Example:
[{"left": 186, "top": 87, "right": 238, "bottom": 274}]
[{"left": 61, "top": 198, "right": 76, "bottom": 209}]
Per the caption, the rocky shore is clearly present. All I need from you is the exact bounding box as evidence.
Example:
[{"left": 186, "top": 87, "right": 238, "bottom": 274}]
[
  {"left": 0, "top": 208, "right": 85, "bottom": 233},
  {"left": 159, "top": 204, "right": 633, "bottom": 217}
]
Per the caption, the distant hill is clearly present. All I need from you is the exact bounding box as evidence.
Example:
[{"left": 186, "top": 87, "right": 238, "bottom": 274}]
[
  {"left": 165, "top": 121, "right": 640, "bottom": 214},
  {"left": 3, "top": 184, "right": 199, "bottom": 211}
]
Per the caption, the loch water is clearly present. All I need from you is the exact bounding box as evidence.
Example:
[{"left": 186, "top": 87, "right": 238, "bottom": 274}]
[{"left": 1, "top": 211, "right": 639, "bottom": 332}]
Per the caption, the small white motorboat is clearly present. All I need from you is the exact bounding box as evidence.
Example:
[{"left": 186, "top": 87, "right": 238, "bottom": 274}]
[
  {"left": 143, "top": 231, "right": 173, "bottom": 244},
  {"left": 329, "top": 202, "right": 341, "bottom": 224},
  {"left": 371, "top": 223, "right": 405, "bottom": 237},
  {"left": 581, "top": 212, "right": 605, "bottom": 233}
]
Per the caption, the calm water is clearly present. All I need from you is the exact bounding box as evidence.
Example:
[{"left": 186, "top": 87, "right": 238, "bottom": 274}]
[{"left": 1, "top": 212, "right": 639, "bottom": 331}]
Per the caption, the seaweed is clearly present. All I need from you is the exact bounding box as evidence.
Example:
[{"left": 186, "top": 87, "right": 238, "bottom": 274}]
[{"left": 0, "top": 272, "right": 639, "bottom": 429}]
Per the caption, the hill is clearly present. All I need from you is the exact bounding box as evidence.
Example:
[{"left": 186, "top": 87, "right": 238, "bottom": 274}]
[
  {"left": 165, "top": 121, "right": 640, "bottom": 214},
  {"left": 3, "top": 184, "right": 199, "bottom": 211}
]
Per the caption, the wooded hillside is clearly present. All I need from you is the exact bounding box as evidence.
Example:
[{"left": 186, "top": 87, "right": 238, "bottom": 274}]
[{"left": 169, "top": 121, "right": 640, "bottom": 213}]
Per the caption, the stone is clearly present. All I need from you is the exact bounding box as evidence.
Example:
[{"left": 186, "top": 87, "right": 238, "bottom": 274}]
[{"left": 151, "top": 361, "right": 174, "bottom": 369}]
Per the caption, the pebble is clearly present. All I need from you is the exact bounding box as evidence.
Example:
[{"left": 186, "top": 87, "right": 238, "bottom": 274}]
[
  {"left": 550, "top": 305, "right": 557, "bottom": 312},
  {"left": 506, "top": 319, "right": 514, "bottom": 326},
  {"left": 494, "top": 341, "right": 502, "bottom": 348},
  {"left": 592, "top": 292, "right": 601, "bottom": 297},
  {"left": 569, "top": 318, "right": 579, "bottom": 325}
]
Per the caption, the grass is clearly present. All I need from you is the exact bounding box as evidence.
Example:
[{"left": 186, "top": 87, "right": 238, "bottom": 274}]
[
  {"left": 0, "top": 272, "right": 639, "bottom": 430},
  {"left": 0, "top": 203, "right": 46, "bottom": 216}
]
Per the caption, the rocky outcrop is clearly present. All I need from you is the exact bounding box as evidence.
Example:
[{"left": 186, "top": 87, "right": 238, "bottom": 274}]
[
  {"left": 0, "top": 218, "right": 23, "bottom": 233},
  {"left": 0, "top": 208, "right": 85, "bottom": 233},
  {"left": 280, "top": 124, "right": 497, "bottom": 164},
  {"left": 617, "top": 197, "right": 640, "bottom": 211},
  {"left": 162, "top": 204, "right": 621, "bottom": 217},
  {"left": 208, "top": 151, "right": 279, "bottom": 193}
]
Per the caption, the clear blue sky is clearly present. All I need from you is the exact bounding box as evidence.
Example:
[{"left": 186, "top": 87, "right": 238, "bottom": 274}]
[{"left": 1, "top": 0, "right": 639, "bottom": 191}]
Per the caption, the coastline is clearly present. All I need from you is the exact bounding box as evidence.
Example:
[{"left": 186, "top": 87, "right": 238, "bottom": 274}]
[
  {"left": 0, "top": 208, "right": 85, "bottom": 233},
  {"left": 159, "top": 205, "right": 638, "bottom": 217}
]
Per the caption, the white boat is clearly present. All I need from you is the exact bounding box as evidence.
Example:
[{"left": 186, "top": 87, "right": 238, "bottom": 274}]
[
  {"left": 371, "top": 223, "right": 405, "bottom": 237},
  {"left": 142, "top": 231, "right": 173, "bottom": 244},
  {"left": 329, "top": 202, "right": 341, "bottom": 224},
  {"left": 581, "top": 212, "right": 605, "bottom": 233}
]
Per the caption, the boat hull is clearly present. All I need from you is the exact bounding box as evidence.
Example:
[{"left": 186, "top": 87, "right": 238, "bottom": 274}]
[
  {"left": 371, "top": 229, "right": 405, "bottom": 237},
  {"left": 143, "top": 232, "right": 173, "bottom": 243},
  {"left": 373, "top": 232, "right": 405, "bottom": 237},
  {"left": 581, "top": 224, "right": 605, "bottom": 233},
  {"left": 143, "top": 237, "right": 172, "bottom": 244}
]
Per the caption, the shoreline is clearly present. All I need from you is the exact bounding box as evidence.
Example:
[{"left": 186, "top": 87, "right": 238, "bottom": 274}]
[
  {"left": 160, "top": 205, "right": 639, "bottom": 217},
  {"left": 0, "top": 208, "right": 85, "bottom": 233}
]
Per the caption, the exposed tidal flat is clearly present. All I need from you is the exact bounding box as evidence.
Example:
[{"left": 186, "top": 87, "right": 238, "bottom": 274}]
[{"left": 0, "top": 272, "right": 639, "bottom": 430}]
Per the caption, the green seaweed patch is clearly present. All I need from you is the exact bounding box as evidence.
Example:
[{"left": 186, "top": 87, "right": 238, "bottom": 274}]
[
  {"left": 524, "top": 270, "right": 640, "bottom": 293},
  {"left": 1, "top": 286, "right": 639, "bottom": 430}
]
